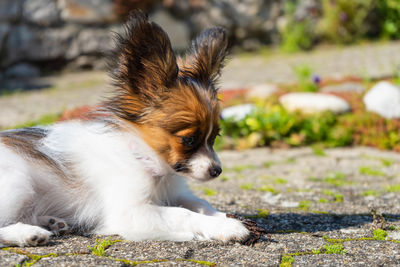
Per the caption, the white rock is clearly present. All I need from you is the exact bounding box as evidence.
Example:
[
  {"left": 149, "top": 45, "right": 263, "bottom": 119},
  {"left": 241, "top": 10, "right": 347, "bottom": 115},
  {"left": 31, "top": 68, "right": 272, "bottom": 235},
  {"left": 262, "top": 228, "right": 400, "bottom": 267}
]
[
  {"left": 279, "top": 92, "right": 350, "bottom": 114},
  {"left": 388, "top": 231, "right": 400, "bottom": 240},
  {"left": 221, "top": 104, "right": 256, "bottom": 121},
  {"left": 340, "top": 228, "right": 360, "bottom": 234},
  {"left": 280, "top": 201, "right": 299, "bottom": 208},
  {"left": 262, "top": 192, "right": 281, "bottom": 205},
  {"left": 363, "top": 81, "right": 400, "bottom": 119},
  {"left": 247, "top": 83, "right": 278, "bottom": 99},
  {"left": 364, "top": 195, "right": 376, "bottom": 202}
]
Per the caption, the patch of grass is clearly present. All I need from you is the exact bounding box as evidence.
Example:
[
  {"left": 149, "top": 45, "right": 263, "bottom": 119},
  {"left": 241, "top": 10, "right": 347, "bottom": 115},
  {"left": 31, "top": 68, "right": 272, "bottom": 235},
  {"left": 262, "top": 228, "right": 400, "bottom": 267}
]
[
  {"left": 256, "top": 209, "right": 269, "bottom": 218},
  {"left": 240, "top": 183, "right": 254, "bottom": 190},
  {"left": 362, "top": 189, "right": 378, "bottom": 196},
  {"left": 181, "top": 259, "right": 217, "bottom": 266},
  {"left": 90, "top": 238, "right": 121, "bottom": 257},
  {"left": 386, "top": 184, "right": 400, "bottom": 192},
  {"left": 386, "top": 225, "right": 400, "bottom": 231},
  {"left": 257, "top": 185, "right": 279, "bottom": 194},
  {"left": 359, "top": 166, "right": 386, "bottom": 177},
  {"left": 286, "top": 157, "right": 297, "bottom": 164},
  {"left": 274, "top": 178, "right": 288, "bottom": 184},
  {"left": 310, "top": 173, "right": 349, "bottom": 187},
  {"left": 334, "top": 193, "right": 344, "bottom": 203},
  {"left": 323, "top": 244, "right": 346, "bottom": 254},
  {"left": 245, "top": 209, "right": 269, "bottom": 219},
  {"left": 373, "top": 229, "right": 388, "bottom": 240},
  {"left": 295, "top": 188, "right": 312, "bottom": 192},
  {"left": 232, "top": 164, "right": 255, "bottom": 172},
  {"left": 202, "top": 188, "right": 218, "bottom": 196},
  {"left": 308, "top": 176, "right": 320, "bottom": 182},
  {"left": 312, "top": 145, "right": 326, "bottom": 156},
  {"left": 6, "top": 250, "right": 60, "bottom": 267},
  {"left": 322, "top": 189, "right": 334, "bottom": 196},
  {"left": 380, "top": 158, "right": 395, "bottom": 167},
  {"left": 312, "top": 248, "right": 321, "bottom": 254},
  {"left": 311, "top": 210, "right": 329, "bottom": 214},
  {"left": 9, "top": 113, "right": 61, "bottom": 130},
  {"left": 299, "top": 200, "right": 312, "bottom": 211},
  {"left": 319, "top": 198, "right": 329, "bottom": 203},
  {"left": 323, "top": 172, "right": 348, "bottom": 187},
  {"left": 220, "top": 175, "right": 229, "bottom": 181},
  {"left": 279, "top": 255, "right": 295, "bottom": 267},
  {"left": 293, "top": 64, "right": 319, "bottom": 92}
]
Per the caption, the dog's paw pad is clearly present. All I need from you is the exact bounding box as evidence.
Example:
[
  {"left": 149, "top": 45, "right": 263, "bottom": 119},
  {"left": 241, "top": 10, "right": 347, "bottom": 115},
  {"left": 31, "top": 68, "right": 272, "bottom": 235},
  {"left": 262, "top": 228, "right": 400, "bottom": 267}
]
[
  {"left": 39, "top": 216, "right": 69, "bottom": 236},
  {"left": 26, "top": 230, "right": 50, "bottom": 246}
]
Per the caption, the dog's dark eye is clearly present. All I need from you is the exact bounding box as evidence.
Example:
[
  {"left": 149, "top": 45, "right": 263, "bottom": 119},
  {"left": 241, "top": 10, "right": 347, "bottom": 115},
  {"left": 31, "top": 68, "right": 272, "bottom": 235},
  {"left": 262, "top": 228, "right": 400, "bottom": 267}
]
[{"left": 182, "top": 136, "right": 196, "bottom": 147}]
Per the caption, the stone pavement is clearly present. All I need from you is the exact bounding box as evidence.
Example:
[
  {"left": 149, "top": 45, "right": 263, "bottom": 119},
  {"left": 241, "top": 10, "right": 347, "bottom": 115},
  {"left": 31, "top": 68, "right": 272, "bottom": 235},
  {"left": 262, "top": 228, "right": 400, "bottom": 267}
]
[
  {"left": 2, "top": 146, "right": 400, "bottom": 266},
  {"left": 2, "top": 41, "right": 400, "bottom": 128},
  {"left": 221, "top": 41, "right": 400, "bottom": 88}
]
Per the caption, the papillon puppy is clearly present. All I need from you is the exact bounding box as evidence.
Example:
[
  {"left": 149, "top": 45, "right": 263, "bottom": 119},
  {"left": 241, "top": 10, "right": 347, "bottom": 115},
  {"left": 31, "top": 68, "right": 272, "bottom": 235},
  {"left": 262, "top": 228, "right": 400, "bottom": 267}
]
[{"left": 0, "top": 11, "right": 249, "bottom": 247}]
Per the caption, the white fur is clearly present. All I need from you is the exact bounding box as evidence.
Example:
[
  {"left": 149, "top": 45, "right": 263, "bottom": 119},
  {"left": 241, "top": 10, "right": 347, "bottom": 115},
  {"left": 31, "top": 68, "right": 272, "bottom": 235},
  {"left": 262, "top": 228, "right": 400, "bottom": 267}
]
[{"left": 0, "top": 120, "right": 248, "bottom": 246}]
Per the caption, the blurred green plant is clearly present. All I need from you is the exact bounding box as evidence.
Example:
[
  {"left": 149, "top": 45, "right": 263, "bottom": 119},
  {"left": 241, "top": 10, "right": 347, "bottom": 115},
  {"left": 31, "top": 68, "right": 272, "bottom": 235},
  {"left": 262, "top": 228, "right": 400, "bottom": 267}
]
[
  {"left": 5, "top": 113, "right": 60, "bottom": 130},
  {"left": 216, "top": 103, "right": 350, "bottom": 150},
  {"left": 317, "top": 0, "right": 374, "bottom": 44},
  {"left": 293, "top": 64, "right": 319, "bottom": 92},
  {"left": 277, "top": 0, "right": 400, "bottom": 52},
  {"left": 215, "top": 93, "right": 400, "bottom": 152},
  {"left": 281, "top": 1, "right": 315, "bottom": 52},
  {"left": 376, "top": 0, "right": 400, "bottom": 39}
]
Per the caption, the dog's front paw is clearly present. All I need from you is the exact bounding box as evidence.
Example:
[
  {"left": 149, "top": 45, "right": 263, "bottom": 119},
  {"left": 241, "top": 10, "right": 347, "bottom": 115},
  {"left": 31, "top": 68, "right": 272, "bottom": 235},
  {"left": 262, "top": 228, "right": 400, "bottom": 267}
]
[
  {"left": 3, "top": 223, "right": 52, "bottom": 247},
  {"left": 197, "top": 217, "right": 249, "bottom": 242},
  {"left": 26, "top": 228, "right": 52, "bottom": 247}
]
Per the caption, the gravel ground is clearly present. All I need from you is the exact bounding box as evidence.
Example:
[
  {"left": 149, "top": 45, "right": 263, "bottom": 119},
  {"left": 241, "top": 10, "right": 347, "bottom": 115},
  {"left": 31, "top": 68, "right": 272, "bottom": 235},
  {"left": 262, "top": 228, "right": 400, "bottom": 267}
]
[{"left": 2, "top": 146, "right": 400, "bottom": 266}]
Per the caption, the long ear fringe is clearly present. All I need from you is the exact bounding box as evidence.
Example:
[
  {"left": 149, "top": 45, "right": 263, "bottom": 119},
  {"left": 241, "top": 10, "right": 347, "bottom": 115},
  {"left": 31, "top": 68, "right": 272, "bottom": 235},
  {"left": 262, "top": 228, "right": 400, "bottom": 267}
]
[
  {"left": 181, "top": 27, "right": 228, "bottom": 86},
  {"left": 105, "top": 10, "right": 178, "bottom": 122}
]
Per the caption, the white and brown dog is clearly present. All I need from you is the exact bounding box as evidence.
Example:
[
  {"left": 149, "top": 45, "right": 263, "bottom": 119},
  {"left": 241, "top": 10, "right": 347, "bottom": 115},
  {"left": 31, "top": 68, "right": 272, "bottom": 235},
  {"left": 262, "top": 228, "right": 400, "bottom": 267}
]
[{"left": 0, "top": 11, "right": 249, "bottom": 247}]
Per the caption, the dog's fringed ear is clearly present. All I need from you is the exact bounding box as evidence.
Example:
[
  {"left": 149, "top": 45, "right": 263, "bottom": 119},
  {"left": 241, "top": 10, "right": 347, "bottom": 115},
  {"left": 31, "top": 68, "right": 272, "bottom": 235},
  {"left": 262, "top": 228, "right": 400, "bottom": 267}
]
[
  {"left": 180, "top": 27, "right": 228, "bottom": 86},
  {"left": 107, "top": 11, "right": 179, "bottom": 121},
  {"left": 112, "top": 11, "right": 178, "bottom": 96}
]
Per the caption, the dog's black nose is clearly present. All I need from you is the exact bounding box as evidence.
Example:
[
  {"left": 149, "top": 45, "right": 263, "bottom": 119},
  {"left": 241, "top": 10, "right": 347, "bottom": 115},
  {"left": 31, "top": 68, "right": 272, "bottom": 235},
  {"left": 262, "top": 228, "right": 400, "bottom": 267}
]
[{"left": 209, "top": 165, "right": 222, "bottom": 178}]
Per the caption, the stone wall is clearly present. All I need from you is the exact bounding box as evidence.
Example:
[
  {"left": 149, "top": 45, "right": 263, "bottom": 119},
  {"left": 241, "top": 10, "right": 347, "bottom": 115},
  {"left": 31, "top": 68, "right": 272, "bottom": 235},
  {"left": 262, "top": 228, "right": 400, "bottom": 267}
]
[{"left": 0, "top": 0, "right": 293, "bottom": 79}]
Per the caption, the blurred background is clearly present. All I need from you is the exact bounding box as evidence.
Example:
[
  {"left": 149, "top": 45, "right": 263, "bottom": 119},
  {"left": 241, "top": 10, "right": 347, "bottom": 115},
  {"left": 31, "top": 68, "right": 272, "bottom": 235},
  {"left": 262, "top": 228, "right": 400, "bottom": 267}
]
[
  {"left": 1, "top": 0, "right": 400, "bottom": 152},
  {"left": 2, "top": 0, "right": 400, "bottom": 80}
]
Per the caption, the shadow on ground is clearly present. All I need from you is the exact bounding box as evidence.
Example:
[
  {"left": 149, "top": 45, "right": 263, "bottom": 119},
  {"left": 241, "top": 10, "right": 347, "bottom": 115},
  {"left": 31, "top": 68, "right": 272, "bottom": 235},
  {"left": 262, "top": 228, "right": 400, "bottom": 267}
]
[{"left": 239, "top": 212, "right": 400, "bottom": 233}]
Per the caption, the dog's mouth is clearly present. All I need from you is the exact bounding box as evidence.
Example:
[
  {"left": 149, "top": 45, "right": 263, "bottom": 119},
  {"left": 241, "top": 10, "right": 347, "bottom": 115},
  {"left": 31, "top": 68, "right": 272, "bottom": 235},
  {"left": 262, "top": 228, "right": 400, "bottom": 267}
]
[{"left": 172, "top": 162, "right": 190, "bottom": 173}]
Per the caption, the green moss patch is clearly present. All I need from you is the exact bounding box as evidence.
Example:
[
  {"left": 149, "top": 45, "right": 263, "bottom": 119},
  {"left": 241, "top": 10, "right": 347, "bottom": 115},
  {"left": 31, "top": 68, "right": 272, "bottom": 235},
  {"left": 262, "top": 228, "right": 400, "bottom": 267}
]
[
  {"left": 359, "top": 166, "right": 386, "bottom": 177},
  {"left": 202, "top": 188, "right": 218, "bottom": 196}
]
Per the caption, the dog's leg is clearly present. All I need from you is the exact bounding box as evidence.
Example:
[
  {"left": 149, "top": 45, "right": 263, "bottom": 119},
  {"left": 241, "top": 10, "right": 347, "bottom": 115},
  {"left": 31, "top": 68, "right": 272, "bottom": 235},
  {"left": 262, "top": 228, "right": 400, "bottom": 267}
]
[
  {"left": 176, "top": 191, "right": 226, "bottom": 218},
  {"left": 0, "top": 223, "right": 52, "bottom": 247},
  {"left": 101, "top": 205, "right": 249, "bottom": 242}
]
